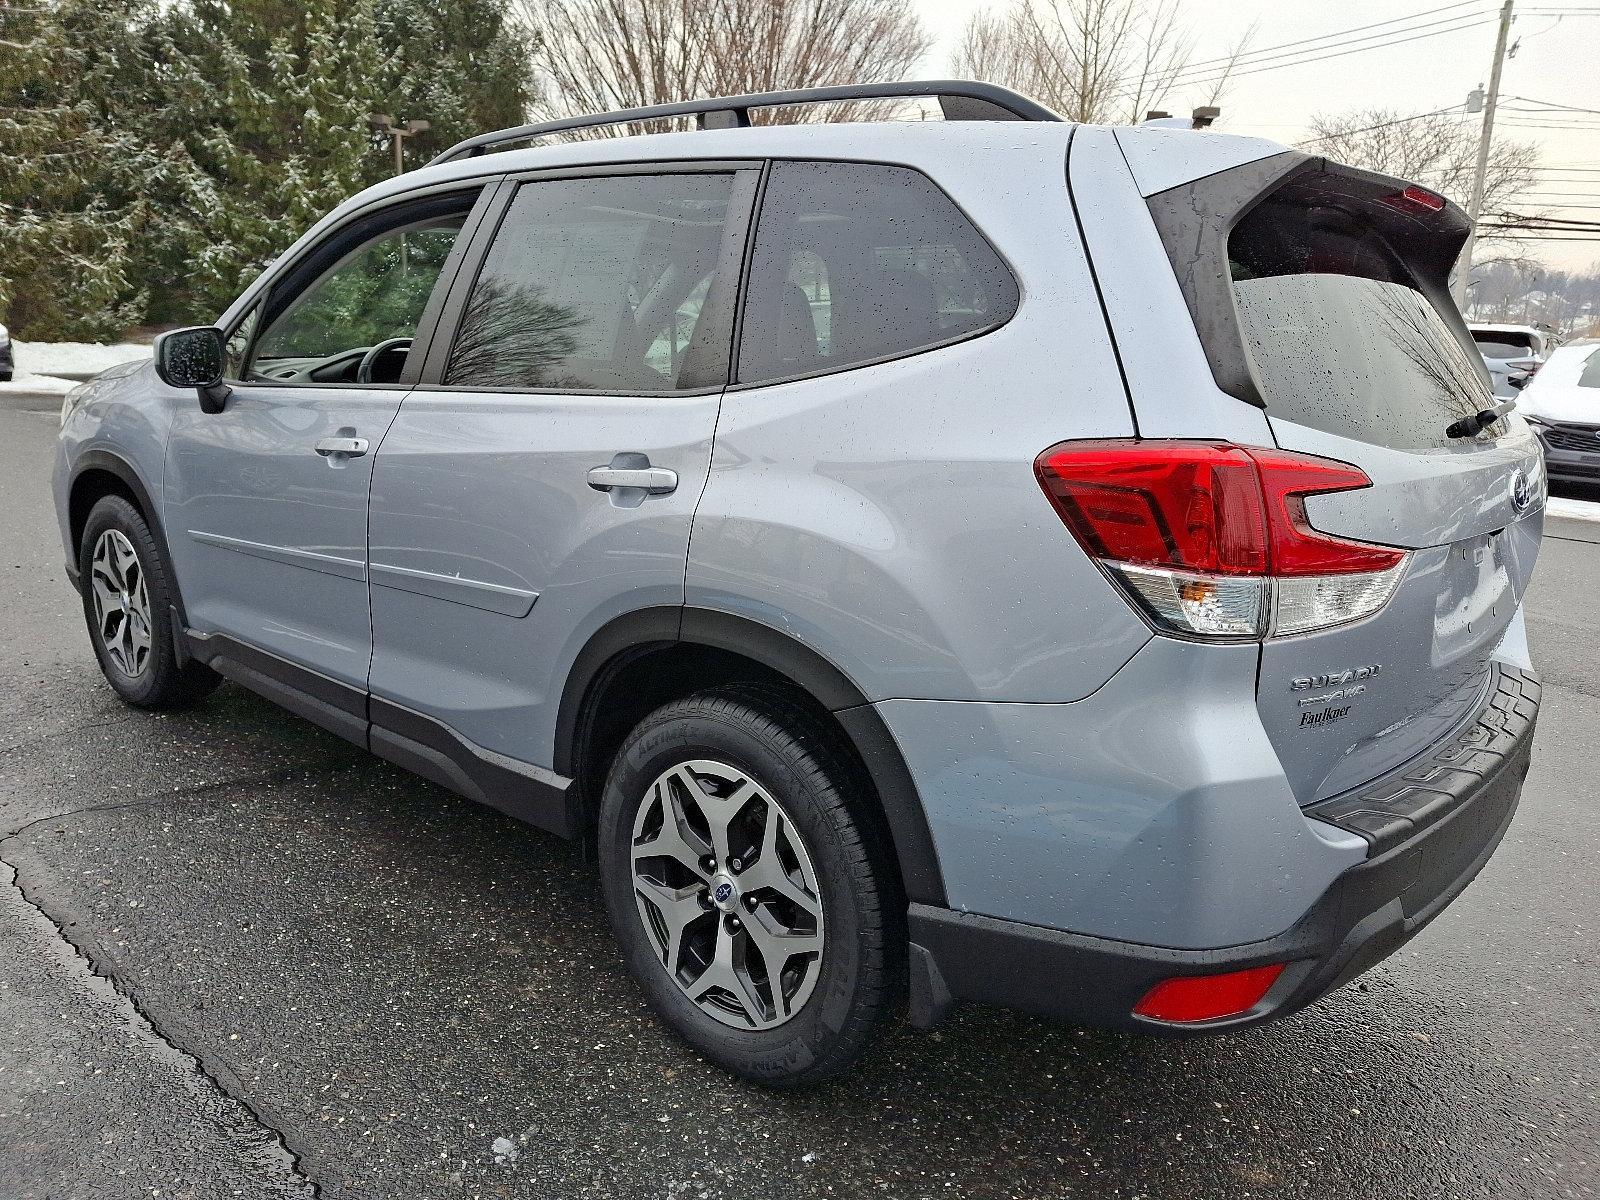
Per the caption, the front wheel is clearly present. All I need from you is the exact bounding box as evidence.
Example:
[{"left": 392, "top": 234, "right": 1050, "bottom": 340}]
[
  {"left": 78, "top": 494, "right": 220, "bottom": 709},
  {"left": 597, "top": 686, "right": 897, "bottom": 1088}
]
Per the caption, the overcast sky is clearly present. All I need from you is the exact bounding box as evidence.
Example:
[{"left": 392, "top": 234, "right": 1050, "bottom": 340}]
[{"left": 909, "top": 0, "right": 1600, "bottom": 274}]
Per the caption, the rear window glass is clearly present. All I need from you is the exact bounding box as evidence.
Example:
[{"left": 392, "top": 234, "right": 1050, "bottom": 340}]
[
  {"left": 1229, "top": 200, "right": 1491, "bottom": 449},
  {"left": 738, "top": 161, "right": 1017, "bottom": 384},
  {"left": 1581, "top": 349, "right": 1600, "bottom": 388},
  {"left": 1472, "top": 331, "right": 1536, "bottom": 359}
]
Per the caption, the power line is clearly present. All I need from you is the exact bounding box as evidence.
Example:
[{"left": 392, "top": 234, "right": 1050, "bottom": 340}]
[
  {"left": 1302, "top": 105, "right": 1467, "bottom": 144},
  {"left": 1166, "top": 14, "right": 1497, "bottom": 90},
  {"left": 1170, "top": 0, "right": 1488, "bottom": 74},
  {"left": 1163, "top": 5, "right": 1492, "bottom": 85},
  {"left": 1481, "top": 234, "right": 1600, "bottom": 240},
  {"left": 1505, "top": 95, "right": 1600, "bottom": 117}
]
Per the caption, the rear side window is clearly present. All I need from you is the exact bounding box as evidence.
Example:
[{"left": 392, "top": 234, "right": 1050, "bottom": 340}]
[
  {"left": 1472, "top": 331, "right": 1536, "bottom": 359},
  {"left": 738, "top": 161, "right": 1017, "bottom": 385},
  {"left": 445, "top": 173, "right": 736, "bottom": 393},
  {"left": 1227, "top": 186, "right": 1491, "bottom": 450}
]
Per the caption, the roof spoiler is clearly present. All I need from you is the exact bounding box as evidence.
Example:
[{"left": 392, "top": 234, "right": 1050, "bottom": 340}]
[{"left": 427, "top": 80, "right": 1063, "bottom": 167}]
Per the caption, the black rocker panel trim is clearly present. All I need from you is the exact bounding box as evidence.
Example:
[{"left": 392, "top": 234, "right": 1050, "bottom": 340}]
[
  {"left": 183, "top": 630, "right": 574, "bottom": 837},
  {"left": 368, "top": 696, "right": 575, "bottom": 837},
  {"left": 185, "top": 629, "right": 367, "bottom": 748}
]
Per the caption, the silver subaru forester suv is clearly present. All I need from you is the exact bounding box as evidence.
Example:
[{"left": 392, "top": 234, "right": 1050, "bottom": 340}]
[{"left": 54, "top": 82, "right": 1544, "bottom": 1087}]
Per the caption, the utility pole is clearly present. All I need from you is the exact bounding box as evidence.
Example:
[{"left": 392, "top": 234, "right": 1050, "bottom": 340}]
[{"left": 1455, "top": 0, "right": 1514, "bottom": 309}]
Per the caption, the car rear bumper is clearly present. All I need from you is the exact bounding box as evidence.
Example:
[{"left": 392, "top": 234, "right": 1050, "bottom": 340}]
[{"left": 907, "top": 665, "right": 1540, "bottom": 1032}]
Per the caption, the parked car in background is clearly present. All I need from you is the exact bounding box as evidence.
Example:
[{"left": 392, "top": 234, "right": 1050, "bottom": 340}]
[
  {"left": 1517, "top": 341, "right": 1600, "bottom": 487},
  {"left": 0, "top": 322, "right": 13, "bottom": 382},
  {"left": 54, "top": 81, "right": 1545, "bottom": 1088},
  {"left": 1470, "top": 322, "right": 1551, "bottom": 398}
]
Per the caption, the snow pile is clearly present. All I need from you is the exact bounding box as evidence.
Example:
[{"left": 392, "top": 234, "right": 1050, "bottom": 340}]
[
  {"left": 2, "top": 340, "right": 151, "bottom": 396},
  {"left": 22, "top": 340, "right": 150, "bottom": 377}
]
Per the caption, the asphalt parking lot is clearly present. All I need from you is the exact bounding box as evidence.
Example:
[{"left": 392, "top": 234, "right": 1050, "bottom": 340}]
[{"left": 1, "top": 398, "right": 1596, "bottom": 1200}]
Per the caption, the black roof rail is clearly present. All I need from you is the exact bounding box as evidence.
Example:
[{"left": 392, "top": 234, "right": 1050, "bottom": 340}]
[{"left": 426, "top": 80, "right": 1062, "bottom": 167}]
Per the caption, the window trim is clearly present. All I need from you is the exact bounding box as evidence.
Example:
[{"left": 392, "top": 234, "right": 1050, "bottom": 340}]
[
  {"left": 415, "top": 160, "right": 764, "bottom": 396},
  {"left": 217, "top": 181, "right": 502, "bottom": 392},
  {"left": 728, "top": 157, "right": 1022, "bottom": 391}
]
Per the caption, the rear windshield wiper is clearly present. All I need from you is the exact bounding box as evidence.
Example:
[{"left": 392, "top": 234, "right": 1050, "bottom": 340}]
[{"left": 1446, "top": 399, "right": 1516, "bottom": 439}]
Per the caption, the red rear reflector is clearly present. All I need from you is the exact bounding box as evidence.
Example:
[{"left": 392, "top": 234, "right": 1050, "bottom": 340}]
[{"left": 1133, "top": 963, "right": 1287, "bottom": 1023}]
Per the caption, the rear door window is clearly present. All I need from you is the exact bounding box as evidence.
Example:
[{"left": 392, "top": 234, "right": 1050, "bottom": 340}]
[
  {"left": 1229, "top": 194, "right": 1492, "bottom": 450},
  {"left": 444, "top": 172, "right": 737, "bottom": 393},
  {"left": 738, "top": 161, "right": 1017, "bottom": 385}
]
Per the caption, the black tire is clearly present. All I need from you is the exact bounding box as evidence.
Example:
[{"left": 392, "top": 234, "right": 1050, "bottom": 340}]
[
  {"left": 78, "top": 494, "right": 220, "bottom": 709},
  {"left": 597, "top": 685, "right": 899, "bottom": 1088}
]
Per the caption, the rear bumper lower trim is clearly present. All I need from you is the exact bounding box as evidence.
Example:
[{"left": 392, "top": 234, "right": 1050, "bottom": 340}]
[{"left": 907, "top": 664, "right": 1539, "bottom": 1032}]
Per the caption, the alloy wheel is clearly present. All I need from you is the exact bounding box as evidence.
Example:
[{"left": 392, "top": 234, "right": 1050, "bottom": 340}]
[
  {"left": 630, "top": 759, "right": 825, "bottom": 1030},
  {"left": 89, "top": 529, "right": 153, "bottom": 678}
]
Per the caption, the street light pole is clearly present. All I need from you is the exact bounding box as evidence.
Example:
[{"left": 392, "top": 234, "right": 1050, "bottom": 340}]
[
  {"left": 1455, "top": 0, "right": 1515, "bottom": 310},
  {"left": 366, "top": 114, "right": 432, "bottom": 177}
]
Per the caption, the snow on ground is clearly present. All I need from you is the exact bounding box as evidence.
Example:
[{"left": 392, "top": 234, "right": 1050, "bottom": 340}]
[
  {"left": 21, "top": 340, "right": 150, "bottom": 376},
  {"left": 2, "top": 340, "right": 151, "bottom": 396},
  {"left": 0, "top": 370, "right": 78, "bottom": 397},
  {"left": 1548, "top": 496, "right": 1600, "bottom": 524}
]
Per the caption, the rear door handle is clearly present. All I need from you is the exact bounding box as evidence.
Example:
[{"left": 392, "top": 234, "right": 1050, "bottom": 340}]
[
  {"left": 587, "top": 465, "right": 678, "bottom": 494},
  {"left": 315, "top": 436, "right": 369, "bottom": 458}
]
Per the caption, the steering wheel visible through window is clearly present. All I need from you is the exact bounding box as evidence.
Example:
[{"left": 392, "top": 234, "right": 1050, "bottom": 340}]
[{"left": 244, "top": 211, "right": 467, "bottom": 386}]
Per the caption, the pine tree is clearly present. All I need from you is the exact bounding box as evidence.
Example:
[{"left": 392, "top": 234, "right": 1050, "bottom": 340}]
[
  {"left": 0, "top": 0, "right": 191, "bottom": 339},
  {"left": 0, "top": 0, "right": 537, "bottom": 337}
]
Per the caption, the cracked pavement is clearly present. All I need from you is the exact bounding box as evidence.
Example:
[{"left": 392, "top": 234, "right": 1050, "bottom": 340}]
[{"left": 2, "top": 401, "right": 1597, "bottom": 1199}]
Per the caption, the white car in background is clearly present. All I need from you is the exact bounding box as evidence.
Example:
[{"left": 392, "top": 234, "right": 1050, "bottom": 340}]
[
  {"left": 1516, "top": 341, "right": 1600, "bottom": 488},
  {"left": 1470, "top": 322, "right": 1551, "bottom": 398}
]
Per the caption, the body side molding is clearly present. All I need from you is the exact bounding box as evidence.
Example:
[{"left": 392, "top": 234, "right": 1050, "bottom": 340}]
[
  {"left": 188, "top": 529, "right": 368, "bottom": 581},
  {"left": 368, "top": 560, "right": 538, "bottom": 617}
]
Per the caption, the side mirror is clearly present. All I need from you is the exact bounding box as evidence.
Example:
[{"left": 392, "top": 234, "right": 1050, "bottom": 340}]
[{"left": 153, "top": 326, "right": 232, "bottom": 414}]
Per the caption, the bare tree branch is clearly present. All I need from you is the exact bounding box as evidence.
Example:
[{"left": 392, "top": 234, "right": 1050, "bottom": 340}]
[
  {"left": 532, "top": 0, "right": 930, "bottom": 136},
  {"left": 951, "top": 0, "right": 1194, "bottom": 124}
]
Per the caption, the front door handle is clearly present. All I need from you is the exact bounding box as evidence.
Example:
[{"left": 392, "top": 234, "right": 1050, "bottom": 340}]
[
  {"left": 587, "top": 465, "right": 678, "bottom": 495},
  {"left": 315, "top": 436, "right": 369, "bottom": 458}
]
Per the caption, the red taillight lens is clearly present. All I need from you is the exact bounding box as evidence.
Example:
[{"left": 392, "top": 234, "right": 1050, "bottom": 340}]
[
  {"left": 1133, "top": 963, "right": 1287, "bottom": 1023},
  {"left": 1035, "top": 441, "right": 1408, "bottom": 639},
  {"left": 1240, "top": 447, "right": 1408, "bottom": 576},
  {"left": 1032, "top": 442, "right": 1268, "bottom": 574}
]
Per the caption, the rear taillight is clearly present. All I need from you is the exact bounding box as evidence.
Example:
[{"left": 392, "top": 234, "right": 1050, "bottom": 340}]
[{"left": 1035, "top": 441, "right": 1408, "bottom": 640}]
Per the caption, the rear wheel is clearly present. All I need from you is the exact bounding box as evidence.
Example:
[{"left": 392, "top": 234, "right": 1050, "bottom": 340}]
[
  {"left": 78, "top": 495, "right": 219, "bottom": 709},
  {"left": 597, "top": 686, "right": 896, "bottom": 1088}
]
